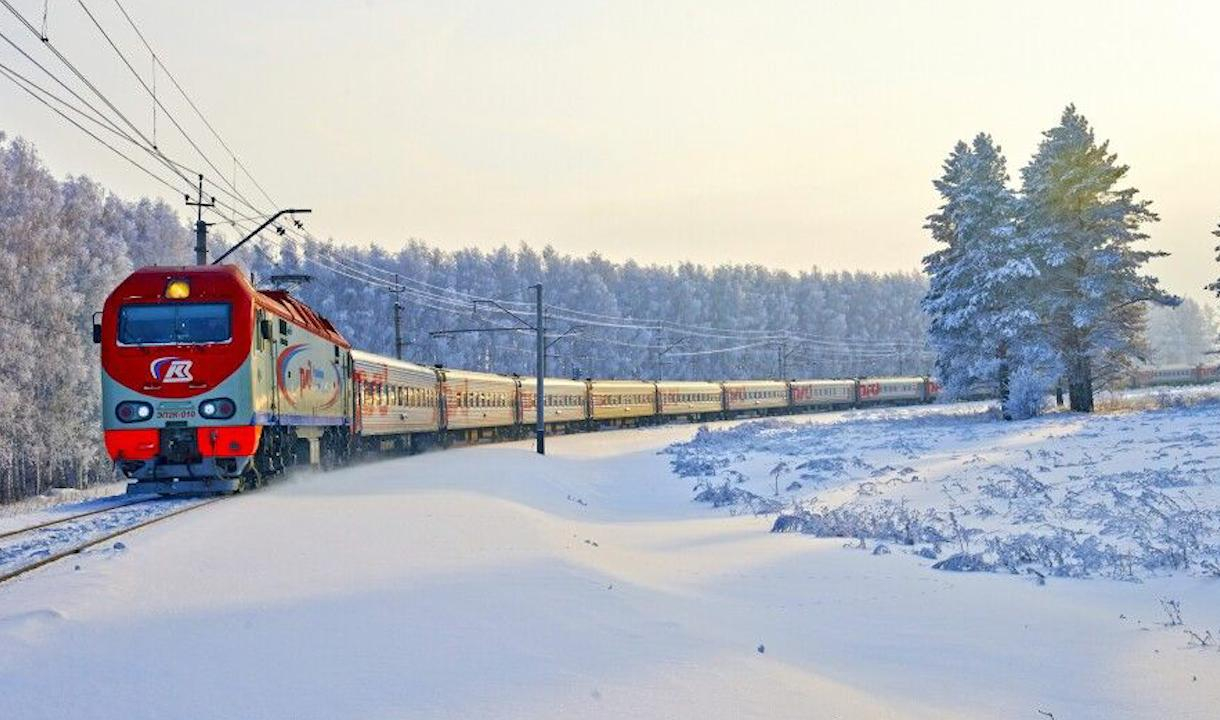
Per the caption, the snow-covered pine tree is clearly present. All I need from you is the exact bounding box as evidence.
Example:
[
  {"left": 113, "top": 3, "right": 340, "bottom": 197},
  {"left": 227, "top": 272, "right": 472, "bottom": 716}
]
[
  {"left": 1020, "top": 106, "right": 1177, "bottom": 412},
  {"left": 923, "top": 133, "right": 1048, "bottom": 415}
]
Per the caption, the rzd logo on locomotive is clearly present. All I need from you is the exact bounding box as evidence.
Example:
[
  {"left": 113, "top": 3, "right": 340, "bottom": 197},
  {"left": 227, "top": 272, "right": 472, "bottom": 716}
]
[{"left": 150, "top": 356, "right": 194, "bottom": 383}]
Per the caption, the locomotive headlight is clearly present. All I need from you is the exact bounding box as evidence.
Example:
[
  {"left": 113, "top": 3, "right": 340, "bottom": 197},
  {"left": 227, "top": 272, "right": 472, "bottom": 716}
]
[
  {"left": 164, "top": 279, "right": 190, "bottom": 299},
  {"left": 115, "top": 401, "right": 154, "bottom": 423},
  {"left": 198, "top": 397, "right": 236, "bottom": 420}
]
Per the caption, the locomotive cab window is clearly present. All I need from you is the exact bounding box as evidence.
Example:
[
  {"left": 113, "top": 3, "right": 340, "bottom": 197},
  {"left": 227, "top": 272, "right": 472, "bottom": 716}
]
[{"left": 118, "top": 302, "right": 231, "bottom": 345}]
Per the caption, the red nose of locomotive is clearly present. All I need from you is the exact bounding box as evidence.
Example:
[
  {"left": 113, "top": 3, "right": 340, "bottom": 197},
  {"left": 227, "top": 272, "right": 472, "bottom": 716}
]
[{"left": 99, "top": 266, "right": 259, "bottom": 492}]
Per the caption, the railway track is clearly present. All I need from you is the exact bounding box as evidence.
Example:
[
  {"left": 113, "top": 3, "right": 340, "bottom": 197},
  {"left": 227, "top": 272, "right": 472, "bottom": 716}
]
[
  {"left": 0, "top": 496, "right": 225, "bottom": 585},
  {"left": 0, "top": 497, "right": 160, "bottom": 542}
]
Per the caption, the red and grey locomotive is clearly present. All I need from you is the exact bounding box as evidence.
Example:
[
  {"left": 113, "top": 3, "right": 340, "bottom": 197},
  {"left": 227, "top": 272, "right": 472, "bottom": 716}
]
[{"left": 98, "top": 265, "right": 352, "bottom": 493}]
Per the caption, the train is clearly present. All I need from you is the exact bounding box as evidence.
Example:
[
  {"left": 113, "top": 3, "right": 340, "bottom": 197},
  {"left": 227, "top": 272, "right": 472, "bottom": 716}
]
[
  {"left": 1127, "top": 364, "right": 1220, "bottom": 388},
  {"left": 96, "top": 265, "right": 1216, "bottom": 495},
  {"left": 95, "top": 265, "right": 940, "bottom": 494}
]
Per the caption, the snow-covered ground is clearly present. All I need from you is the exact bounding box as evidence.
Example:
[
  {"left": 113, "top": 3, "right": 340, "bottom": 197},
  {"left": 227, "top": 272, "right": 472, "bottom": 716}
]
[
  {"left": 668, "top": 395, "right": 1220, "bottom": 581},
  {"left": 1, "top": 395, "right": 1219, "bottom": 719}
]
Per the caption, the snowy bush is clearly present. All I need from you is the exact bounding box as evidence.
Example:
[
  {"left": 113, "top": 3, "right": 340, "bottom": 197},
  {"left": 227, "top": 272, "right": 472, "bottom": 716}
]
[
  {"left": 692, "top": 479, "right": 783, "bottom": 514},
  {"left": 1002, "top": 364, "right": 1053, "bottom": 420},
  {"left": 671, "top": 395, "right": 1220, "bottom": 581}
]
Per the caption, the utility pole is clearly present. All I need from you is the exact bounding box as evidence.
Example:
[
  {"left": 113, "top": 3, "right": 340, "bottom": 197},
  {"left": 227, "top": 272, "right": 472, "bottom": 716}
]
[
  {"left": 533, "top": 283, "right": 544, "bottom": 456},
  {"left": 391, "top": 273, "right": 405, "bottom": 360},
  {"left": 185, "top": 174, "right": 215, "bottom": 265},
  {"left": 776, "top": 334, "right": 801, "bottom": 379},
  {"left": 433, "top": 287, "right": 567, "bottom": 456}
]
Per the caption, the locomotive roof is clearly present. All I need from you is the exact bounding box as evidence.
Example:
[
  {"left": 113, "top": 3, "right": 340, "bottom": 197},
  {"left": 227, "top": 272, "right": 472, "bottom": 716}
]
[
  {"left": 119, "top": 265, "right": 350, "bottom": 348},
  {"left": 257, "top": 288, "right": 349, "bottom": 348}
]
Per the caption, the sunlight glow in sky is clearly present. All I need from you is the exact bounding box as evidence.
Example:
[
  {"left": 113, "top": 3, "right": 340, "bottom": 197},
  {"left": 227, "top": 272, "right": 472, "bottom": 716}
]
[{"left": 3, "top": 0, "right": 1219, "bottom": 300}]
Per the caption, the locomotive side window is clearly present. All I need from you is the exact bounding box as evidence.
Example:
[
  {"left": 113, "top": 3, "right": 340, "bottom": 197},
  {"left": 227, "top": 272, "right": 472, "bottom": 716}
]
[{"left": 118, "top": 302, "right": 231, "bottom": 345}]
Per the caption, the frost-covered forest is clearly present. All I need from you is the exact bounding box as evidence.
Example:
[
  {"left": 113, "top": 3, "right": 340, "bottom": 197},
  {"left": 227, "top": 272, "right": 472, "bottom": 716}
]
[
  {"left": 1146, "top": 299, "right": 1218, "bottom": 366},
  {"left": 237, "top": 238, "right": 933, "bottom": 382}
]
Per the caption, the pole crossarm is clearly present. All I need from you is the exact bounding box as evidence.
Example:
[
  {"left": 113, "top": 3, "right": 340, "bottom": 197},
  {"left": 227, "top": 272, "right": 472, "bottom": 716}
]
[
  {"left": 429, "top": 326, "right": 528, "bottom": 338},
  {"left": 430, "top": 288, "right": 547, "bottom": 455},
  {"left": 211, "top": 208, "right": 311, "bottom": 265},
  {"left": 545, "top": 324, "right": 584, "bottom": 350},
  {"left": 473, "top": 298, "right": 534, "bottom": 329}
]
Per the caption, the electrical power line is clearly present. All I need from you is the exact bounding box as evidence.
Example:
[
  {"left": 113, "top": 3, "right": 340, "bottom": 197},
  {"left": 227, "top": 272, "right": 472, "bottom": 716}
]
[
  {"left": 0, "top": 60, "right": 186, "bottom": 195},
  {"left": 108, "top": 0, "right": 277, "bottom": 208}
]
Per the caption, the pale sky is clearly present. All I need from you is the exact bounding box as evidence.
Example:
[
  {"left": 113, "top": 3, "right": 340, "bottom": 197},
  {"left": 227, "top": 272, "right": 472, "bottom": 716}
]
[{"left": 3, "top": 0, "right": 1220, "bottom": 302}]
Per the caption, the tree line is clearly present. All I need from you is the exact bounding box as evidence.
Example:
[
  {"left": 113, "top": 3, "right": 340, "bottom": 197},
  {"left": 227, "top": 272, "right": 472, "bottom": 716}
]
[{"left": 237, "top": 237, "right": 935, "bottom": 383}]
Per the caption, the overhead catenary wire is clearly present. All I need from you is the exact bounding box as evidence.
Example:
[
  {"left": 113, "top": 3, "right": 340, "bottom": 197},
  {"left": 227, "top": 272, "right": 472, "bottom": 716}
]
[
  {"left": 0, "top": 0, "right": 193, "bottom": 188},
  {"left": 108, "top": 0, "right": 278, "bottom": 209},
  {"left": 0, "top": 27, "right": 195, "bottom": 192},
  {"left": 3, "top": 0, "right": 323, "bottom": 272},
  {"left": 0, "top": 61, "right": 187, "bottom": 196},
  {"left": 63, "top": 0, "right": 270, "bottom": 219},
  {"left": 665, "top": 340, "right": 776, "bottom": 357}
]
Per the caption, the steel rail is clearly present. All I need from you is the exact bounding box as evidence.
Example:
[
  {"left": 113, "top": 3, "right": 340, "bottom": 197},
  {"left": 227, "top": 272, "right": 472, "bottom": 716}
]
[
  {"left": 0, "top": 497, "right": 225, "bottom": 585},
  {"left": 0, "top": 497, "right": 158, "bottom": 542}
]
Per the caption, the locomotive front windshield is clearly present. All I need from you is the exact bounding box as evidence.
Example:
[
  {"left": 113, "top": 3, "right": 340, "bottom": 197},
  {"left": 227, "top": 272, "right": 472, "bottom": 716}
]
[{"left": 118, "top": 303, "right": 232, "bottom": 345}]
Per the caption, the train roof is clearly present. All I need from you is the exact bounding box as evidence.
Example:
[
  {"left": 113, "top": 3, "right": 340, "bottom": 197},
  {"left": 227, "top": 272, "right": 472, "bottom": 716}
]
[
  {"left": 351, "top": 349, "right": 439, "bottom": 376},
  {"left": 587, "top": 378, "right": 656, "bottom": 388},
  {"left": 439, "top": 366, "right": 521, "bottom": 385}
]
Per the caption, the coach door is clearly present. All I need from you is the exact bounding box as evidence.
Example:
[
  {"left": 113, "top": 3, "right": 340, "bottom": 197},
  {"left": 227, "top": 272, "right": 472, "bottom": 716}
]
[{"left": 254, "top": 309, "right": 278, "bottom": 422}]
